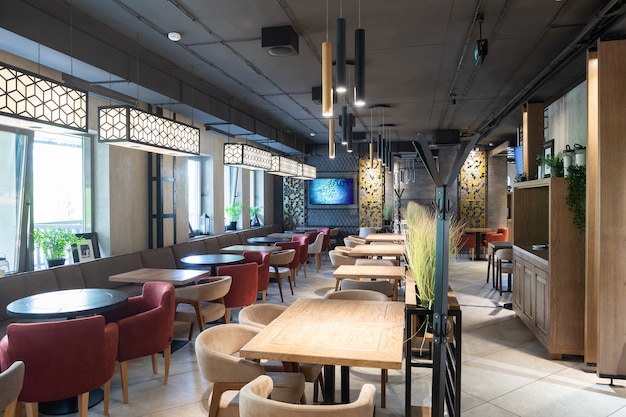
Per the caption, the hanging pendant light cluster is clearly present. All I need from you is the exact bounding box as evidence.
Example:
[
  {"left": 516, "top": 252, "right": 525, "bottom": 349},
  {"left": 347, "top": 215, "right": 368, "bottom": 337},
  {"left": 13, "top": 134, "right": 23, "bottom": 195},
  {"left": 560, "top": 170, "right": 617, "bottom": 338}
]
[{"left": 323, "top": 0, "right": 366, "bottom": 159}]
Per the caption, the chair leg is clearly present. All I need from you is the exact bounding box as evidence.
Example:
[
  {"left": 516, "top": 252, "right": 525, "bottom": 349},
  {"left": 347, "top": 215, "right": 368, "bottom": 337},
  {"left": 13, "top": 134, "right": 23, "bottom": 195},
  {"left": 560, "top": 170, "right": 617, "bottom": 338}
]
[
  {"left": 4, "top": 399, "right": 17, "bottom": 417},
  {"left": 315, "top": 253, "right": 321, "bottom": 273},
  {"left": 120, "top": 361, "right": 130, "bottom": 404},
  {"left": 261, "top": 289, "right": 267, "bottom": 303},
  {"left": 78, "top": 392, "right": 89, "bottom": 417},
  {"left": 292, "top": 268, "right": 297, "bottom": 287},
  {"left": 303, "top": 262, "right": 307, "bottom": 278},
  {"left": 103, "top": 379, "right": 111, "bottom": 416},
  {"left": 381, "top": 369, "right": 388, "bottom": 408},
  {"left": 163, "top": 345, "right": 171, "bottom": 385},
  {"left": 224, "top": 308, "right": 232, "bottom": 323},
  {"left": 152, "top": 352, "right": 158, "bottom": 374},
  {"left": 486, "top": 253, "right": 492, "bottom": 282},
  {"left": 24, "top": 402, "right": 37, "bottom": 417},
  {"left": 470, "top": 247, "right": 475, "bottom": 261},
  {"left": 276, "top": 277, "right": 284, "bottom": 302},
  {"left": 287, "top": 273, "right": 294, "bottom": 295}
]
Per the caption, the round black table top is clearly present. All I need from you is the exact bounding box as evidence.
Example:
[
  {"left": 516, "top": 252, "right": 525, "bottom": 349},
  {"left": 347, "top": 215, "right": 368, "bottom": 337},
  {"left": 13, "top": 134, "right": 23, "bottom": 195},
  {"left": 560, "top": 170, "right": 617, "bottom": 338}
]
[
  {"left": 7, "top": 288, "right": 128, "bottom": 319},
  {"left": 247, "top": 236, "right": 290, "bottom": 244},
  {"left": 180, "top": 253, "right": 244, "bottom": 268}
]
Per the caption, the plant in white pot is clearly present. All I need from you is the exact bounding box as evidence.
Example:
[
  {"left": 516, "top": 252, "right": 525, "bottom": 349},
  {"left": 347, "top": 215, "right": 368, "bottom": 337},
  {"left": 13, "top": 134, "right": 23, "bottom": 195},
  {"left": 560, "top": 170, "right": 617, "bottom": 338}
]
[{"left": 33, "top": 228, "right": 84, "bottom": 268}]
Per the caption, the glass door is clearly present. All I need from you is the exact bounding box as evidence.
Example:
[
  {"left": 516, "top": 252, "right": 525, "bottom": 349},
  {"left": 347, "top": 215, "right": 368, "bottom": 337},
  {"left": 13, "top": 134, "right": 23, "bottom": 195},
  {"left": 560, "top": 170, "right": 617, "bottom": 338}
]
[{"left": 0, "top": 126, "right": 32, "bottom": 273}]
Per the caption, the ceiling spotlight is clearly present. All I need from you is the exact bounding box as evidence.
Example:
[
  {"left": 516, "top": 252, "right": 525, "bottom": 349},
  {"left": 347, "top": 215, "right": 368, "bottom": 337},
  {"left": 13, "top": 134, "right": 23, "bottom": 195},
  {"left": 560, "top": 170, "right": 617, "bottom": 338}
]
[
  {"left": 309, "top": 132, "right": 316, "bottom": 137},
  {"left": 168, "top": 32, "right": 182, "bottom": 42}
]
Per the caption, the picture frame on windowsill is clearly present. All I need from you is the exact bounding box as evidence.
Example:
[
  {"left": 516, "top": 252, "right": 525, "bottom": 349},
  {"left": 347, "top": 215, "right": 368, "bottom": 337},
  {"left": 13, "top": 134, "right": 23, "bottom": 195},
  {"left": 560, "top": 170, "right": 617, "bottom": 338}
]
[{"left": 72, "top": 232, "right": 101, "bottom": 263}]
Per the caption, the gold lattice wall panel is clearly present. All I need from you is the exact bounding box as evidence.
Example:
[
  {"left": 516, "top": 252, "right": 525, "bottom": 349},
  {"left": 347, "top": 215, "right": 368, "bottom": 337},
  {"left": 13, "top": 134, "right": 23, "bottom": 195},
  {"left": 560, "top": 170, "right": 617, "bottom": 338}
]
[
  {"left": 359, "top": 154, "right": 384, "bottom": 227},
  {"left": 460, "top": 150, "right": 486, "bottom": 227}
]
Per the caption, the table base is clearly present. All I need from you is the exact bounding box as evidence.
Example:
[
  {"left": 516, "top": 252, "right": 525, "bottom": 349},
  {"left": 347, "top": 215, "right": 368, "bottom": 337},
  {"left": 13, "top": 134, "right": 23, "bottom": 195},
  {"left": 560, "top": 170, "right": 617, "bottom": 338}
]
[
  {"left": 322, "top": 365, "right": 351, "bottom": 404},
  {"left": 40, "top": 388, "right": 103, "bottom": 415}
]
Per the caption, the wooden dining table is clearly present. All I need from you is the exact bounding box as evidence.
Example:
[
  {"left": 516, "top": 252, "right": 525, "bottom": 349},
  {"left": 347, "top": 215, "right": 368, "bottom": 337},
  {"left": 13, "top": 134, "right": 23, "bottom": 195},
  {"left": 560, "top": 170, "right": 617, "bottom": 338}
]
[
  {"left": 219, "top": 245, "right": 281, "bottom": 254},
  {"left": 463, "top": 227, "right": 493, "bottom": 260},
  {"left": 347, "top": 243, "right": 406, "bottom": 259},
  {"left": 240, "top": 298, "right": 404, "bottom": 405},
  {"left": 332, "top": 264, "right": 405, "bottom": 301},
  {"left": 364, "top": 233, "right": 406, "bottom": 243},
  {"left": 109, "top": 267, "right": 212, "bottom": 286}
]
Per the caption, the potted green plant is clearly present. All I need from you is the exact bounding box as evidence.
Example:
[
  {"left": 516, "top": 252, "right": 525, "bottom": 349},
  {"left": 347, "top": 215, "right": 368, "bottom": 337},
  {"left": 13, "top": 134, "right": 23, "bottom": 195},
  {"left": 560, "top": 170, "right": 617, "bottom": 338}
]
[
  {"left": 250, "top": 205, "right": 263, "bottom": 227},
  {"left": 402, "top": 202, "right": 463, "bottom": 310},
  {"left": 32, "top": 227, "right": 84, "bottom": 268},
  {"left": 537, "top": 154, "right": 564, "bottom": 177},
  {"left": 225, "top": 203, "right": 242, "bottom": 231}
]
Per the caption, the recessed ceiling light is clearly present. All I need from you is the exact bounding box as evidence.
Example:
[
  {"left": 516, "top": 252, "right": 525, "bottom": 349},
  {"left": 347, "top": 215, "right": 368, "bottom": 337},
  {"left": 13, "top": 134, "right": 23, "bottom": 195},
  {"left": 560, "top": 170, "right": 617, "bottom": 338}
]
[
  {"left": 309, "top": 132, "right": 316, "bottom": 137},
  {"left": 168, "top": 32, "right": 181, "bottom": 42}
]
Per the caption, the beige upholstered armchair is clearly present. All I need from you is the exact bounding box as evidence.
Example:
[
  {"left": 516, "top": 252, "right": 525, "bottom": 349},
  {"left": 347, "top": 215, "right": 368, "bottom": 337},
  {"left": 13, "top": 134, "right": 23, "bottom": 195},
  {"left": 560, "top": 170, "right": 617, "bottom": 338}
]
[
  {"left": 195, "top": 324, "right": 305, "bottom": 417},
  {"left": 240, "top": 375, "right": 376, "bottom": 417}
]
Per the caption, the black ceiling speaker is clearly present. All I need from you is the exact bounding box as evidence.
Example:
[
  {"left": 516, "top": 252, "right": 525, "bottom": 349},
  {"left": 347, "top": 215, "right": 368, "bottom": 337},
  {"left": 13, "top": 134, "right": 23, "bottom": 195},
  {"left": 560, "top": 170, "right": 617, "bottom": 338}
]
[
  {"left": 262, "top": 26, "right": 299, "bottom": 56},
  {"left": 432, "top": 130, "right": 460, "bottom": 145}
]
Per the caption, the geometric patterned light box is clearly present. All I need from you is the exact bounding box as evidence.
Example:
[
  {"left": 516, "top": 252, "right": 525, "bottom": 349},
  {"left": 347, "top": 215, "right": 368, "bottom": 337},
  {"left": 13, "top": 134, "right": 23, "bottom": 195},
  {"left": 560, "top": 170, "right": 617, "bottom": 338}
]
[
  {"left": 98, "top": 105, "right": 200, "bottom": 156},
  {"left": 223, "top": 143, "right": 272, "bottom": 170},
  {"left": 0, "top": 62, "right": 88, "bottom": 132}
]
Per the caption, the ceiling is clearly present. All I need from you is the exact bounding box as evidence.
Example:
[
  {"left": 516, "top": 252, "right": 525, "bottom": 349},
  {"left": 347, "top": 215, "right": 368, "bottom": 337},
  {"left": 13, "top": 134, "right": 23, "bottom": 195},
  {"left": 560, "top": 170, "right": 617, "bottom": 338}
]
[{"left": 1, "top": 0, "right": 626, "bottom": 156}]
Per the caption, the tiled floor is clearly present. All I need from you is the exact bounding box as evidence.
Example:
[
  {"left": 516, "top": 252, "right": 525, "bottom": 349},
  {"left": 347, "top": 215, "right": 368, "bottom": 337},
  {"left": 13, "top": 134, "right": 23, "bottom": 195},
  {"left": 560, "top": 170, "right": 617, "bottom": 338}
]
[{"left": 43, "top": 255, "right": 626, "bottom": 417}]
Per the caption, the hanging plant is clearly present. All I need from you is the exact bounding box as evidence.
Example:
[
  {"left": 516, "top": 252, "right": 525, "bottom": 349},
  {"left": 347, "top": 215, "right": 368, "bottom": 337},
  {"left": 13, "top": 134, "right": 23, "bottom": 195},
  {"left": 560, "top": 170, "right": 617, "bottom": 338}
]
[{"left": 566, "top": 165, "right": 586, "bottom": 233}]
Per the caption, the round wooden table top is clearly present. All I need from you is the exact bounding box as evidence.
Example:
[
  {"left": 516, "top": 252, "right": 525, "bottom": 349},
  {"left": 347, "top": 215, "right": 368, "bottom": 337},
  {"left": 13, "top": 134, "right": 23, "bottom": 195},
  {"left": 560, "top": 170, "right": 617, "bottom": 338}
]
[{"left": 7, "top": 288, "right": 128, "bottom": 319}]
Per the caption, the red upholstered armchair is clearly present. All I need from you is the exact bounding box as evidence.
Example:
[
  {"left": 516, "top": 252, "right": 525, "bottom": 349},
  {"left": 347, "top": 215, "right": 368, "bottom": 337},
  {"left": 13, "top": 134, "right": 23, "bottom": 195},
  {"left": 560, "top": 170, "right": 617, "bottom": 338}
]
[
  {"left": 243, "top": 251, "right": 271, "bottom": 302},
  {"left": 0, "top": 316, "right": 118, "bottom": 417},
  {"left": 482, "top": 227, "right": 509, "bottom": 248},
  {"left": 291, "top": 235, "right": 309, "bottom": 278},
  {"left": 218, "top": 262, "right": 259, "bottom": 323},
  {"left": 458, "top": 233, "right": 477, "bottom": 261},
  {"left": 103, "top": 281, "right": 175, "bottom": 404}
]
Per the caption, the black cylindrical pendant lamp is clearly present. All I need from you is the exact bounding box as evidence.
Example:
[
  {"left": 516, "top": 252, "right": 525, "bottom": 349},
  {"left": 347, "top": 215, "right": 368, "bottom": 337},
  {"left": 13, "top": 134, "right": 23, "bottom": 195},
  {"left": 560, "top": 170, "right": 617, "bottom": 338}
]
[
  {"left": 336, "top": 18, "right": 347, "bottom": 94},
  {"left": 347, "top": 114, "right": 353, "bottom": 153},
  {"left": 381, "top": 138, "right": 386, "bottom": 166},
  {"left": 354, "top": 28, "right": 365, "bottom": 106},
  {"left": 341, "top": 106, "right": 348, "bottom": 144},
  {"left": 377, "top": 134, "right": 382, "bottom": 161}
]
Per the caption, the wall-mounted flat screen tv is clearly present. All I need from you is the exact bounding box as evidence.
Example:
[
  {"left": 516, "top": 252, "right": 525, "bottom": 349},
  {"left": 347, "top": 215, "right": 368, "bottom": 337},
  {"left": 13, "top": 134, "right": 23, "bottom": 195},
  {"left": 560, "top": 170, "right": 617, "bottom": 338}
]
[{"left": 308, "top": 177, "right": 356, "bottom": 207}]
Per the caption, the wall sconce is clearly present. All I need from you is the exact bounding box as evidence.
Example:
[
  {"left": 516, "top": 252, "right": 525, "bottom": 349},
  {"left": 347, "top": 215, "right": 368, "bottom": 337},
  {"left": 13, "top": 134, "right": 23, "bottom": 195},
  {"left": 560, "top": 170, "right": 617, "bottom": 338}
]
[
  {"left": 0, "top": 62, "right": 88, "bottom": 132},
  {"left": 224, "top": 143, "right": 272, "bottom": 170},
  {"left": 98, "top": 105, "right": 200, "bottom": 156}
]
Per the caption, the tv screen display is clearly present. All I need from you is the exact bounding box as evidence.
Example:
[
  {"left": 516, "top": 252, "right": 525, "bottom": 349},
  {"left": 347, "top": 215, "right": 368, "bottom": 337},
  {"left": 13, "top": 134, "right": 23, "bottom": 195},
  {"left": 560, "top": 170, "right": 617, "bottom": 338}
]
[{"left": 309, "top": 177, "right": 355, "bottom": 205}]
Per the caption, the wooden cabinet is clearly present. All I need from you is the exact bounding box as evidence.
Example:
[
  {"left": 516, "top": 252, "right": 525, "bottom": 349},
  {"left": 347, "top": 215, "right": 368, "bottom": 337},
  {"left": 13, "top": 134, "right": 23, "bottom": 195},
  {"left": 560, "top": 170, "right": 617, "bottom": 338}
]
[{"left": 512, "top": 178, "right": 585, "bottom": 358}]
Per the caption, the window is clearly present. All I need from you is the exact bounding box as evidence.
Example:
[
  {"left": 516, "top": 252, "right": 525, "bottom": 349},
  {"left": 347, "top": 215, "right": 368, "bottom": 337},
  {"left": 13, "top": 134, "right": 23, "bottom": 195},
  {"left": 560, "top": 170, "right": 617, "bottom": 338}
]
[{"left": 188, "top": 156, "right": 214, "bottom": 235}]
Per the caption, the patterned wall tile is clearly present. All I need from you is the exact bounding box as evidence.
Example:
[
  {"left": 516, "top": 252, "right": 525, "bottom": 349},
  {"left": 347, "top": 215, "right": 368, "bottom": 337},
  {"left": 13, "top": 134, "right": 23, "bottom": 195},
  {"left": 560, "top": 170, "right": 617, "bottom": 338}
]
[
  {"left": 359, "top": 154, "right": 384, "bottom": 227},
  {"left": 459, "top": 150, "right": 487, "bottom": 227}
]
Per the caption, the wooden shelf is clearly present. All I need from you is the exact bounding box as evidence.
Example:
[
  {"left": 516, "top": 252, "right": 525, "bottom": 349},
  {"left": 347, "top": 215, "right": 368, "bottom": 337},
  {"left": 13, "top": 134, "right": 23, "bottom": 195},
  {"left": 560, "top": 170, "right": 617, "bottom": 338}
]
[{"left": 512, "top": 178, "right": 585, "bottom": 358}]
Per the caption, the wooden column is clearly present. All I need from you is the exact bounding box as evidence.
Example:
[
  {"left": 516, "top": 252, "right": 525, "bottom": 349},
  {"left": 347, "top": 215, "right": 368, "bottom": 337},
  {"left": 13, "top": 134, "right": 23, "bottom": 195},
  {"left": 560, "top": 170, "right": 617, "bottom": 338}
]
[
  {"left": 596, "top": 39, "right": 626, "bottom": 378},
  {"left": 522, "top": 102, "right": 545, "bottom": 180},
  {"left": 585, "top": 48, "right": 599, "bottom": 366}
]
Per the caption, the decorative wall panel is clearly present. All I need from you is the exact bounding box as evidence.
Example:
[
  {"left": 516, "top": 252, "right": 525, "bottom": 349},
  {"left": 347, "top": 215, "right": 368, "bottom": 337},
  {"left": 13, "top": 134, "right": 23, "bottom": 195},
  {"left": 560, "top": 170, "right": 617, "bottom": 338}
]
[
  {"left": 282, "top": 155, "right": 306, "bottom": 230},
  {"left": 359, "top": 154, "right": 384, "bottom": 227},
  {"left": 459, "top": 150, "right": 487, "bottom": 227}
]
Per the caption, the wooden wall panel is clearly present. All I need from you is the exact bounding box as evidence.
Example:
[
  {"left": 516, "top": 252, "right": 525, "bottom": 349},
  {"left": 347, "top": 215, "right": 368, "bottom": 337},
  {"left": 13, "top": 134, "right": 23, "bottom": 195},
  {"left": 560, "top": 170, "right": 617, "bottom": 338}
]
[{"left": 597, "top": 39, "right": 626, "bottom": 377}]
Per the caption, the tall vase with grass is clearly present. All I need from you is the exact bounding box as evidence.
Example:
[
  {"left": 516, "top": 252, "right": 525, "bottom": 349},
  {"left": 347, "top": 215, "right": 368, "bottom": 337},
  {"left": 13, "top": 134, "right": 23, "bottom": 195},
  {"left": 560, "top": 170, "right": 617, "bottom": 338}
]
[{"left": 403, "top": 202, "right": 463, "bottom": 309}]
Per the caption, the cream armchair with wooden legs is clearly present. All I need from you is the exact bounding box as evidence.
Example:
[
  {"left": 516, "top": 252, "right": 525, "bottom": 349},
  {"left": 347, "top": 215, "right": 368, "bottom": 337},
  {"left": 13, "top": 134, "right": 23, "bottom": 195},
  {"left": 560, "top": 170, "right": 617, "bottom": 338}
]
[
  {"left": 240, "top": 375, "right": 376, "bottom": 417},
  {"left": 307, "top": 232, "right": 324, "bottom": 273},
  {"left": 0, "top": 361, "right": 24, "bottom": 417},
  {"left": 195, "top": 324, "right": 305, "bottom": 417},
  {"left": 174, "top": 276, "right": 232, "bottom": 340},
  {"left": 269, "top": 249, "right": 296, "bottom": 302},
  {"left": 238, "top": 304, "right": 325, "bottom": 403}
]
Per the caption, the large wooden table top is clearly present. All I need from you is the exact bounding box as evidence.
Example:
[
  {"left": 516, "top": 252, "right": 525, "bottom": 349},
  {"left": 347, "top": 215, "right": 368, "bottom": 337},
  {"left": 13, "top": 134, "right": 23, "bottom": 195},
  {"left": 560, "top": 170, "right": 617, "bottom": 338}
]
[
  {"left": 365, "top": 233, "right": 406, "bottom": 243},
  {"left": 219, "top": 245, "right": 280, "bottom": 254},
  {"left": 348, "top": 244, "right": 406, "bottom": 258},
  {"left": 240, "top": 298, "right": 404, "bottom": 369},
  {"left": 109, "top": 267, "right": 211, "bottom": 285}
]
